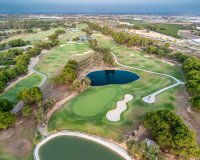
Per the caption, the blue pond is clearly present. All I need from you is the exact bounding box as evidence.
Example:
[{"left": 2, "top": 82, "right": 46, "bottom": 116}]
[{"left": 86, "top": 70, "right": 140, "bottom": 86}]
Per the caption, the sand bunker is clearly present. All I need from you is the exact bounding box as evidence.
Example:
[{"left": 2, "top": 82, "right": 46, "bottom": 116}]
[
  {"left": 106, "top": 94, "right": 133, "bottom": 122},
  {"left": 161, "top": 60, "right": 175, "bottom": 66},
  {"left": 59, "top": 44, "right": 66, "bottom": 47}
]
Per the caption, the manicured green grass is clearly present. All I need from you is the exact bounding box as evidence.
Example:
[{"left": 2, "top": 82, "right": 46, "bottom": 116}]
[
  {"left": 0, "top": 73, "right": 42, "bottom": 104},
  {"left": 71, "top": 87, "right": 120, "bottom": 117},
  {"left": 35, "top": 30, "right": 92, "bottom": 77},
  {"left": 2, "top": 28, "right": 59, "bottom": 44},
  {"left": 92, "top": 34, "right": 183, "bottom": 80}
]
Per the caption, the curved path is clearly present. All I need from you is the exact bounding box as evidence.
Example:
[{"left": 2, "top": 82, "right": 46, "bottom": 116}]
[
  {"left": 11, "top": 52, "right": 47, "bottom": 114},
  {"left": 112, "top": 53, "right": 184, "bottom": 104},
  {"left": 34, "top": 131, "right": 133, "bottom": 160}
]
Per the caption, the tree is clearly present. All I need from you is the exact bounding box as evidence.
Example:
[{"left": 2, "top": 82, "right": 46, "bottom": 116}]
[
  {"left": 0, "top": 99, "right": 13, "bottom": 112},
  {"left": 26, "top": 47, "right": 41, "bottom": 57},
  {"left": 72, "top": 77, "right": 91, "bottom": 93},
  {"left": 72, "top": 79, "right": 82, "bottom": 92},
  {"left": 22, "top": 105, "right": 33, "bottom": 117},
  {"left": 17, "top": 87, "right": 43, "bottom": 104},
  {"left": 143, "top": 110, "right": 200, "bottom": 158},
  {"left": 0, "top": 111, "right": 16, "bottom": 129},
  {"left": 191, "top": 96, "right": 200, "bottom": 112},
  {"left": 8, "top": 39, "right": 27, "bottom": 47},
  {"left": 126, "top": 139, "right": 164, "bottom": 160}
]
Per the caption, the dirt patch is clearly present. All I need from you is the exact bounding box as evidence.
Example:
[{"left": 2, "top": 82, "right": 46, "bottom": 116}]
[
  {"left": 176, "top": 86, "right": 200, "bottom": 144},
  {"left": 1, "top": 115, "right": 37, "bottom": 158}
]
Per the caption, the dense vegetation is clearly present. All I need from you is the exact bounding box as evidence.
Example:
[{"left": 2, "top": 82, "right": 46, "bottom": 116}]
[
  {"left": 17, "top": 87, "right": 43, "bottom": 105},
  {"left": 126, "top": 139, "right": 164, "bottom": 160},
  {"left": 144, "top": 110, "right": 200, "bottom": 158},
  {"left": 55, "top": 60, "right": 78, "bottom": 84},
  {"left": 72, "top": 78, "right": 91, "bottom": 93},
  {"left": 89, "top": 39, "right": 115, "bottom": 66}
]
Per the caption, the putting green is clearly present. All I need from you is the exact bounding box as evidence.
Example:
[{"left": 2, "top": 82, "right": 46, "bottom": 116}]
[{"left": 71, "top": 87, "right": 119, "bottom": 117}]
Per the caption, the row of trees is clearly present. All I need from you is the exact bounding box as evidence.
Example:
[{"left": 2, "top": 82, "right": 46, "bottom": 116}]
[
  {"left": 8, "top": 39, "right": 29, "bottom": 47},
  {"left": 0, "top": 20, "right": 65, "bottom": 30},
  {"left": 0, "top": 46, "right": 42, "bottom": 92},
  {"left": 34, "top": 29, "right": 65, "bottom": 50},
  {"left": 89, "top": 39, "right": 115, "bottom": 66},
  {"left": 143, "top": 110, "right": 200, "bottom": 158},
  {"left": 87, "top": 22, "right": 154, "bottom": 47},
  {"left": 55, "top": 60, "right": 78, "bottom": 84},
  {"left": 0, "top": 39, "right": 29, "bottom": 50}
]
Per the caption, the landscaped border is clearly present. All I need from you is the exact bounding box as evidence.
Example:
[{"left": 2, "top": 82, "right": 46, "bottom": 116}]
[{"left": 34, "top": 131, "right": 133, "bottom": 160}]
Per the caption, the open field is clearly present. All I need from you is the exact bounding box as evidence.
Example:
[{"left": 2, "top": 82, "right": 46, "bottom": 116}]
[
  {"left": 1, "top": 28, "right": 59, "bottom": 44},
  {"left": 0, "top": 73, "right": 42, "bottom": 104},
  {"left": 131, "top": 21, "right": 186, "bottom": 38}
]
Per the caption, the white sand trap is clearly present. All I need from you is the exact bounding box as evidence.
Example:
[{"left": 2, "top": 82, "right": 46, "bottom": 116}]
[
  {"left": 129, "top": 54, "right": 135, "bottom": 56},
  {"left": 59, "top": 44, "right": 66, "bottom": 47},
  {"left": 106, "top": 94, "right": 133, "bottom": 122},
  {"left": 161, "top": 60, "right": 175, "bottom": 66}
]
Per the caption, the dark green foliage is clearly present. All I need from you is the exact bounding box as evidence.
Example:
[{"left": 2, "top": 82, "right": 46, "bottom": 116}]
[
  {"left": 144, "top": 110, "right": 200, "bottom": 158},
  {"left": 26, "top": 47, "right": 41, "bottom": 57},
  {"left": 22, "top": 105, "right": 33, "bottom": 117},
  {"left": 82, "top": 28, "right": 93, "bottom": 36},
  {"left": 0, "top": 43, "right": 6, "bottom": 50},
  {"left": 0, "top": 111, "right": 16, "bottom": 129},
  {"left": 191, "top": 96, "right": 200, "bottom": 112},
  {"left": 0, "top": 99, "right": 13, "bottom": 112},
  {"left": 8, "top": 39, "right": 27, "bottom": 47},
  {"left": 183, "top": 58, "right": 200, "bottom": 95},
  {"left": 55, "top": 60, "right": 78, "bottom": 84},
  {"left": 55, "top": 29, "right": 66, "bottom": 35},
  {"left": 173, "top": 52, "right": 189, "bottom": 62},
  {"left": 17, "top": 87, "right": 43, "bottom": 105}
]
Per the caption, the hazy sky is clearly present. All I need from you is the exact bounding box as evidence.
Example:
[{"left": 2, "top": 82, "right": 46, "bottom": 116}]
[{"left": 0, "top": 0, "right": 200, "bottom": 14}]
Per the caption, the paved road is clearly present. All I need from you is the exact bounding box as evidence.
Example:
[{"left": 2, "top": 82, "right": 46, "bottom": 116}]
[{"left": 112, "top": 52, "right": 184, "bottom": 104}]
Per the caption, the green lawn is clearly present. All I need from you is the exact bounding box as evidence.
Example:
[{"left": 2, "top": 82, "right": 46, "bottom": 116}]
[
  {"left": 0, "top": 73, "right": 42, "bottom": 104},
  {"left": 71, "top": 87, "right": 120, "bottom": 117},
  {"left": 1, "top": 28, "right": 59, "bottom": 44},
  {"left": 92, "top": 34, "right": 183, "bottom": 80},
  {"left": 35, "top": 30, "right": 92, "bottom": 78}
]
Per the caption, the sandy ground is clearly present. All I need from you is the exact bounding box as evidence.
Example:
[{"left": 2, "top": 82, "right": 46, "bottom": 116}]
[
  {"left": 34, "top": 131, "right": 133, "bottom": 160},
  {"left": 106, "top": 94, "right": 133, "bottom": 122}
]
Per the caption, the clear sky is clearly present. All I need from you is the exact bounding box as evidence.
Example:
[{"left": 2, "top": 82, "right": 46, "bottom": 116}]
[{"left": 0, "top": 0, "right": 200, "bottom": 14}]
